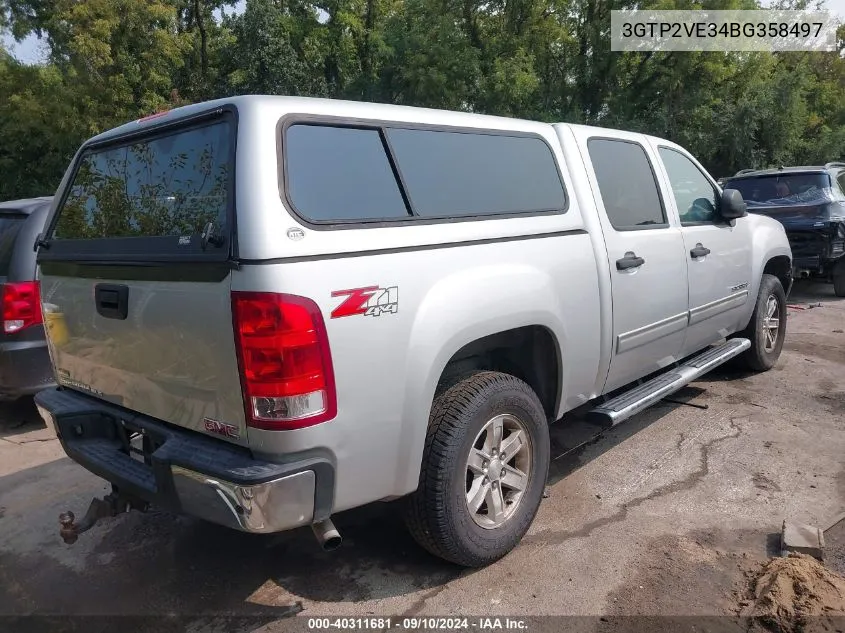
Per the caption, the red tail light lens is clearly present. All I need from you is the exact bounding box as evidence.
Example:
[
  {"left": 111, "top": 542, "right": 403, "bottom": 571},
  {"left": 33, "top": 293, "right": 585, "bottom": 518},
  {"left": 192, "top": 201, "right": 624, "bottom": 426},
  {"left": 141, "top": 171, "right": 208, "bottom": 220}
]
[
  {"left": 231, "top": 291, "right": 337, "bottom": 430},
  {"left": 2, "top": 281, "right": 43, "bottom": 334}
]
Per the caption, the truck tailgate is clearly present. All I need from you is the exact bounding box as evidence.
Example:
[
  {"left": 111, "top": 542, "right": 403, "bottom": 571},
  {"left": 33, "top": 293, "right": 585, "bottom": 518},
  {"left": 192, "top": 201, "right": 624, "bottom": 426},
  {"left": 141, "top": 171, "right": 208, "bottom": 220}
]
[{"left": 37, "top": 109, "right": 248, "bottom": 445}]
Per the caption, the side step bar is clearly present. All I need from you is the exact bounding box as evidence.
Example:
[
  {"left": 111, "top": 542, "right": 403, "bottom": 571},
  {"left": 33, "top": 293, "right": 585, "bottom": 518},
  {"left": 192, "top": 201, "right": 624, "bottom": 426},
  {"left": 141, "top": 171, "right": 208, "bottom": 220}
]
[{"left": 587, "top": 338, "right": 751, "bottom": 427}]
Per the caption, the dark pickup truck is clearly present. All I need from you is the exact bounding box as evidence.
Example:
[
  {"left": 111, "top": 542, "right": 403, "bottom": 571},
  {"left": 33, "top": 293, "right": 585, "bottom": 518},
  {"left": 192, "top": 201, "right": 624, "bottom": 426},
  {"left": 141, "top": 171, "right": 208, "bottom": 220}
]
[{"left": 722, "top": 163, "right": 845, "bottom": 297}]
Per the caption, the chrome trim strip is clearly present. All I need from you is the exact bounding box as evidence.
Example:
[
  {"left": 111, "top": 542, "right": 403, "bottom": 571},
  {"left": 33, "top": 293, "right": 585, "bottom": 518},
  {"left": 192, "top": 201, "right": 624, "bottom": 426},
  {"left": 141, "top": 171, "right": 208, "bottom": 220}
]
[
  {"left": 617, "top": 311, "right": 688, "bottom": 353},
  {"left": 689, "top": 290, "right": 749, "bottom": 326}
]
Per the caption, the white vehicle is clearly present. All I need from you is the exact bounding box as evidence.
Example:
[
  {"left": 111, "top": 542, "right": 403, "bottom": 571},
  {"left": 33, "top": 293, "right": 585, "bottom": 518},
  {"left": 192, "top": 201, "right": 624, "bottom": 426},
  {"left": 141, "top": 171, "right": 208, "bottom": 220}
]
[{"left": 34, "top": 96, "right": 792, "bottom": 567}]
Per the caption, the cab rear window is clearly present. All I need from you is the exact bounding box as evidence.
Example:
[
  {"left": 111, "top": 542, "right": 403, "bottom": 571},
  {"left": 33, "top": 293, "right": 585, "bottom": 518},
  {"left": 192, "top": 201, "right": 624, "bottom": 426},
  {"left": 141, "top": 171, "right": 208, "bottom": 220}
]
[{"left": 52, "top": 119, "right": 232, "bottom": 242}]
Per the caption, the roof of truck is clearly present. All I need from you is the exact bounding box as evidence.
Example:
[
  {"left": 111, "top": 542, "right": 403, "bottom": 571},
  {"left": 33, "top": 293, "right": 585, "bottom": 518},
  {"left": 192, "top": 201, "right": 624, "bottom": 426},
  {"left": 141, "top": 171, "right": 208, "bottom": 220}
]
[
  {"left": 0, "top": 196, "right": 53, "bottom": 214},
  {"left": 81, "top": 95, "right": 679, "bottom": 152},
  {"left": 85, "top": 95, "right": 560, "bottom": 146}
]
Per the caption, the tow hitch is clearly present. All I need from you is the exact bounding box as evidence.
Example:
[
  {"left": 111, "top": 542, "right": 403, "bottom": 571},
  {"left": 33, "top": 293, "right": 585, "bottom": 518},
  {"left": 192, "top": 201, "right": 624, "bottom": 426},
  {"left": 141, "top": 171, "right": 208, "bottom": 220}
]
[{"left": 58, "top": 490, "right": 148, "bottom": 544}]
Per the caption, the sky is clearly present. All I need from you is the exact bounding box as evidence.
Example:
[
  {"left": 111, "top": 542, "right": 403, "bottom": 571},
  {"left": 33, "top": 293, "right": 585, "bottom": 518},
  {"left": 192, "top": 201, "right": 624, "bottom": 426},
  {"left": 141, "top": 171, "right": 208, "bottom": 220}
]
[
  {"left": 2, "top": 0, "right": 844, "bottom": 64},
  {"left": 1, "top": 0, "right": 247, "bottom": 64},
  {"left": 823, "top": 0, "right": 845, "bottom": 15}
]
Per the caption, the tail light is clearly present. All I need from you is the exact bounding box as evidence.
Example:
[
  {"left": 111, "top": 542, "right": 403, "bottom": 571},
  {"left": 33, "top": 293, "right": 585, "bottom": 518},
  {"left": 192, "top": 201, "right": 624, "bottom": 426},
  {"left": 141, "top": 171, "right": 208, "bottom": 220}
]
[
  {"left": 231, "top": 291, "right": 337, "bottom": 430},
  {"left": 2, "top": 281, "right": 43, "bottom": 334}
]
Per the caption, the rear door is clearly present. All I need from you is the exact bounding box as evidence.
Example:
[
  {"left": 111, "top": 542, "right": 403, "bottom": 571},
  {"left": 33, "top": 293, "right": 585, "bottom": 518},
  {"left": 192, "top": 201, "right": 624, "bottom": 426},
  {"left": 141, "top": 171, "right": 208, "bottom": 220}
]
[
  {"left": 572, "top": 130, "right": 689, "bottom": 393},
  {"left": 653, "top": 144, "right": 752, "bottom": 357},
  {"left": 36, "top": 110, "right": 248, "bottom": 445}
]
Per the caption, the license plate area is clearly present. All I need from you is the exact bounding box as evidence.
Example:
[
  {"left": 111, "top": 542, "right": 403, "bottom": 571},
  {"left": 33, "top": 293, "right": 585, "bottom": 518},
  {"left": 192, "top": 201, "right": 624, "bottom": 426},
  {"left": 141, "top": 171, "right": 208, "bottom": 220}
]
[{"left": 116, "top": 419, "right": 165, "bottom": 466}]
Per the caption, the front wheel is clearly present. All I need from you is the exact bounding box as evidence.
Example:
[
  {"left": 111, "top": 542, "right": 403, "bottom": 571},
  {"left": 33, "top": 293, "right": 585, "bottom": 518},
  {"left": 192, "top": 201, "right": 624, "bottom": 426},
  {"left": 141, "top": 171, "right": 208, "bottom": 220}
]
[
  {"left": 833, "top": 261, "right": 845, "bottom": 297},
  {"left": 735, "top": 274, "right": 787, "bottom": 371},
  {"left": 404, "top": 371, "right": 550, "bottom": 567}
]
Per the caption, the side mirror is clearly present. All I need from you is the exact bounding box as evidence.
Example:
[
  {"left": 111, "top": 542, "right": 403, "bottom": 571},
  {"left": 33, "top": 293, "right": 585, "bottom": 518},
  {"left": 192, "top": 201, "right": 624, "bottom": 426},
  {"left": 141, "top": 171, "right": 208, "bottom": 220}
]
[{"left": 720, "top": 188, "right": 747, "bottom": 220}]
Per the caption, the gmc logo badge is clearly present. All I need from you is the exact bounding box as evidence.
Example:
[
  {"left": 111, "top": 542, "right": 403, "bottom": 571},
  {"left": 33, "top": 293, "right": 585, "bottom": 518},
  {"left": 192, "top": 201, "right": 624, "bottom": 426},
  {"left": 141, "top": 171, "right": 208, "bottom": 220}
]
[{"left": 203, "top": 418, "right": 240, "bottom": 440}]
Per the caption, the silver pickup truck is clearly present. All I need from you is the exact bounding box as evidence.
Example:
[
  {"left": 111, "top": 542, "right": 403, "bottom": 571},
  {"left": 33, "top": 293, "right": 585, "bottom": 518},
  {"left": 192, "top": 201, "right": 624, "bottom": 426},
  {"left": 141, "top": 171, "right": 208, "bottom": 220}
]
[{"left": 33, "top": 96, "right": 792, "bottom": 567}]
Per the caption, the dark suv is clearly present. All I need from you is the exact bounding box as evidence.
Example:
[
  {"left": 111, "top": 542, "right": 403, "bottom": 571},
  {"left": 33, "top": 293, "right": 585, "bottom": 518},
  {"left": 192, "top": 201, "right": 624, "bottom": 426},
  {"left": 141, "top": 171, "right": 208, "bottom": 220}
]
[
  {"left": 0, "top": 197, "right": 56, "bottom": 400},
  {"left": 722, "top": 163, "right": 845, "bottom": 296}
]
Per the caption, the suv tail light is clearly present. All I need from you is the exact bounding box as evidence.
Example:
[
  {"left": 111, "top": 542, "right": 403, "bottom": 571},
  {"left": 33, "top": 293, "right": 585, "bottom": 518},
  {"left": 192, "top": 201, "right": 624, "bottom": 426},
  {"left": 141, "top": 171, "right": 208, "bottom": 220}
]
[
  {"left": 2, "top": 281, "right": 43, "bottom": 334},
  {"left": 231, "top": 291, "right": 337, "bottom": 430}
]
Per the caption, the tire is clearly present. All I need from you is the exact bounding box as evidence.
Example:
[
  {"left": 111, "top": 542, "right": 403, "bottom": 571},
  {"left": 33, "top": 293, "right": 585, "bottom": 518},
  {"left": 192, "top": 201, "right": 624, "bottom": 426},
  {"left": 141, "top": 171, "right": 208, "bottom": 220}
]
[
  {"left": 735, "top": 274, "right": 787, "bottom": 371},
  {"left": 833, "top": 262, "right": 845, "bottom": 297},
  {"left": 404, "top": 371, "right": 550, "bottom": 567}
]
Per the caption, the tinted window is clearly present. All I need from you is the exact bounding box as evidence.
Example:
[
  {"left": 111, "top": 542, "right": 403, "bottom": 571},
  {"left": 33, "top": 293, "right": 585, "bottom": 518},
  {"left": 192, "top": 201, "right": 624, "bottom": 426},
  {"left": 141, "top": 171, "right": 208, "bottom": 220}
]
[
  {"left": 0, "top": 215, "right": 26, "bottom": 276},
  {"left": 587, "top": 139, "right": 666, "bottom": 230},
  {"left": 386, "top": 129, "right": 565, "bottom": 217},
  {"left": 724, "top": 173, "right": 834, "bottom": 207},
  {"left": 53, "top": 120, "right": 232, "bottom": 241},
  {"left": 286, "top": 125, "right": 409, "bottom": 222},
  {"left": 836, "top": 171, "right": 845, "bottom": 194},
  {"left": 658, "top": 147, "right": 718, "bottom": 225}
]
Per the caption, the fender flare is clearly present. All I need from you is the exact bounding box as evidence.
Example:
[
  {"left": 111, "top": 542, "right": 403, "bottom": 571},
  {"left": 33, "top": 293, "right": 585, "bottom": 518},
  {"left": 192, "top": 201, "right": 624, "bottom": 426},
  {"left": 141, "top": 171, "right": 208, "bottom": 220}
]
[
  {"left": 391, "top": 263, "right": 567, "bottom": 496},
  {"left": 743, "top": 218, "right": 793, "bottom": 328}
]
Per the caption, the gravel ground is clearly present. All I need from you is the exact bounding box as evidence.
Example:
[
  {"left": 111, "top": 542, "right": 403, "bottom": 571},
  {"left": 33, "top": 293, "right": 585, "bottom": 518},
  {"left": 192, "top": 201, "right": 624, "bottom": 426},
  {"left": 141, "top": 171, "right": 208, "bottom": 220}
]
[{"left": 0, "top": 280, "right": 843, "bottom": 631}]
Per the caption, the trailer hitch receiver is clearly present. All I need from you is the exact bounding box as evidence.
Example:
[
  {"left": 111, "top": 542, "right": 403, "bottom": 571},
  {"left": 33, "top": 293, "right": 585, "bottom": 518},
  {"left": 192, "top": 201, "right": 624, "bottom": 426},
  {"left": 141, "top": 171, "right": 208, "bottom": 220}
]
[{"left": 59, "top": 491, "right": 148, "bottom": 544}]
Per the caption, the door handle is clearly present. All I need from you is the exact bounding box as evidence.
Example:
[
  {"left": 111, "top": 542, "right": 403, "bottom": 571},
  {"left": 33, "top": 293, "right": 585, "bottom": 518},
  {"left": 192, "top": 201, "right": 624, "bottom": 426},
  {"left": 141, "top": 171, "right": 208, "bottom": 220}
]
[
  {"left": 690, "top": 243, "right": 711, "bottom": 259},
  {"left": 616, "top": 252, "right": 645, "bottom": 270},
  {"left": 94, "top": 283, "right": 129, "bottom": 320}
]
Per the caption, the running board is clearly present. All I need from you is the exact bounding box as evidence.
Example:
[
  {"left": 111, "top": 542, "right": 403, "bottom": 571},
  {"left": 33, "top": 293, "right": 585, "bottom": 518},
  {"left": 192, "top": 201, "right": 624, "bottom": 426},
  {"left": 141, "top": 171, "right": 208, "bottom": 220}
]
[{"left": 587, "top": 338, "right": 751, "bottom": 427}]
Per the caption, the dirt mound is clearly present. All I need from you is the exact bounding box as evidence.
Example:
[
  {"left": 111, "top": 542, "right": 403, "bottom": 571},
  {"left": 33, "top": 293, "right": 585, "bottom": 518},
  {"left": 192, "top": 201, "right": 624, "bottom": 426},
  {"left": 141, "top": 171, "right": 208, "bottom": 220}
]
[{"left": 741, "top": 553, "right": 845, "bottom": 631}]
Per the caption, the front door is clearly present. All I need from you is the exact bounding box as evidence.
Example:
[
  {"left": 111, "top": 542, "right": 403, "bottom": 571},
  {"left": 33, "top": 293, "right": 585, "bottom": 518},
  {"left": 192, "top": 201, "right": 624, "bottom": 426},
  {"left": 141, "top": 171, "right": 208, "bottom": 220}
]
[
  {"left": 653, "top": 144, "right": 753, "bottom": 358},
  {"left": 575, "top": 132, "right": 690, "bottom": 393}
]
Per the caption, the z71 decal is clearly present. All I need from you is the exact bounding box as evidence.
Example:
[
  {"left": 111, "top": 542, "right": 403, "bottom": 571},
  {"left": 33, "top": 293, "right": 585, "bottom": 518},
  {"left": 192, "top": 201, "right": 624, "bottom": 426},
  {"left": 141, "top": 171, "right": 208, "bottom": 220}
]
[{"left": 331, "top": 286, "right": 399, "bottom": 319}]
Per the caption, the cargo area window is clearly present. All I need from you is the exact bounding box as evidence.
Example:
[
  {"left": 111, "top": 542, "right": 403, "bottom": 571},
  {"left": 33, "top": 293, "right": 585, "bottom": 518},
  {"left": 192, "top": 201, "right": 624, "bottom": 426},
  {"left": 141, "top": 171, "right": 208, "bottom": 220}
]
[
  {"left": 587, "top": 138, "right": 667, "bottom": 231},
  {"left": 45, "top": 114, "right": 234, "bottom": 260},
  {"left": 282, "top": 122, "right": 567, "bottom": 224},
  {"left": 385, "top": 129, "right": 566, "bottom": 218},
  {"left": 285, "top": 125, "right": 410, "bottom": 222}
]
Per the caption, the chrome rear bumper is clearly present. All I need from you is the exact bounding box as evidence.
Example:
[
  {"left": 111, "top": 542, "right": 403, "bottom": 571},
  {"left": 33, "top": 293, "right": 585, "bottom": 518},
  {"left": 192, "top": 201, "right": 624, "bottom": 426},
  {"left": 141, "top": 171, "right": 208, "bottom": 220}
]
[
  {"left": 34, "top": 387, "right": 335, "bottom": 535},
  {"left": 172, "top": 467, "right": 316, "bottom": 533}
]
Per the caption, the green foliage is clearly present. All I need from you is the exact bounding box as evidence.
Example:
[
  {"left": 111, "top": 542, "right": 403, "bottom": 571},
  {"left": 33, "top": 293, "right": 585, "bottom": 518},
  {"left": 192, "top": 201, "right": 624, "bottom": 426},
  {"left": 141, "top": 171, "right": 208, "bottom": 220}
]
[
  {"left": 1, "top": 0, "right": 844, "bottom": 200},
  {"left": 220, "top": 0, "right": 328, "bottom": 96},
  {"left": 0, "top": 53, "right": 89, "bottom": 197}
]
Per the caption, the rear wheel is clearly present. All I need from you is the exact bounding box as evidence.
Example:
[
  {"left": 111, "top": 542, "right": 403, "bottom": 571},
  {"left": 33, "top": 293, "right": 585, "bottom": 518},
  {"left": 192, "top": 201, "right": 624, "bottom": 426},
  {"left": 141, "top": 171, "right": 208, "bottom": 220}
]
[
  {"left": 404, "top": 371, "right": 550, "bottom": 567},
  {"left": 735, "top": 274, "right": 787, "bottom": 371}
]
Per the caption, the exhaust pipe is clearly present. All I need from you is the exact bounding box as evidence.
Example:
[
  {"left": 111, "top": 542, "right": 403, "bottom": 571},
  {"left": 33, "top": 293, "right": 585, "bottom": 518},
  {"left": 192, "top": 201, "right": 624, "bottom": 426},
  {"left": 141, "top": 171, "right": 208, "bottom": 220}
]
[{"left": 312, "top": 518, "right": 343, "bottom": 551}]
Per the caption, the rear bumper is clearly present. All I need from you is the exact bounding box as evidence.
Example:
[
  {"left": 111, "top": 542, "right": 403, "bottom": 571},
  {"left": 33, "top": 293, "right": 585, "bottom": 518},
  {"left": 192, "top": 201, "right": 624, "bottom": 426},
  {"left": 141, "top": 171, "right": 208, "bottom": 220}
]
[
  {"left": 34, "top": 387, "right": 335, "bottom": 534},
  {"left": 0, "top": 338, "right": 55, "bottom": 400}
]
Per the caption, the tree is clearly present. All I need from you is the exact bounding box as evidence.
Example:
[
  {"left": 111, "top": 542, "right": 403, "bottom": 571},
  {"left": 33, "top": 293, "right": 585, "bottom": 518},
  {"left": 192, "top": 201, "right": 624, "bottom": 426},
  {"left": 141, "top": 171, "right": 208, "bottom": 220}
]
[
  {"left": 175, "top": 0, "right": 237, "bottom": 100},
  {"left": 0, "top": 52, "right": 88, "bottom": 198},
  {"left": 2, "top": 0, "right": 845, "bottom": 201},
  {"left": 220, "top": 0, "right": 328, "bottom": 97}
]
